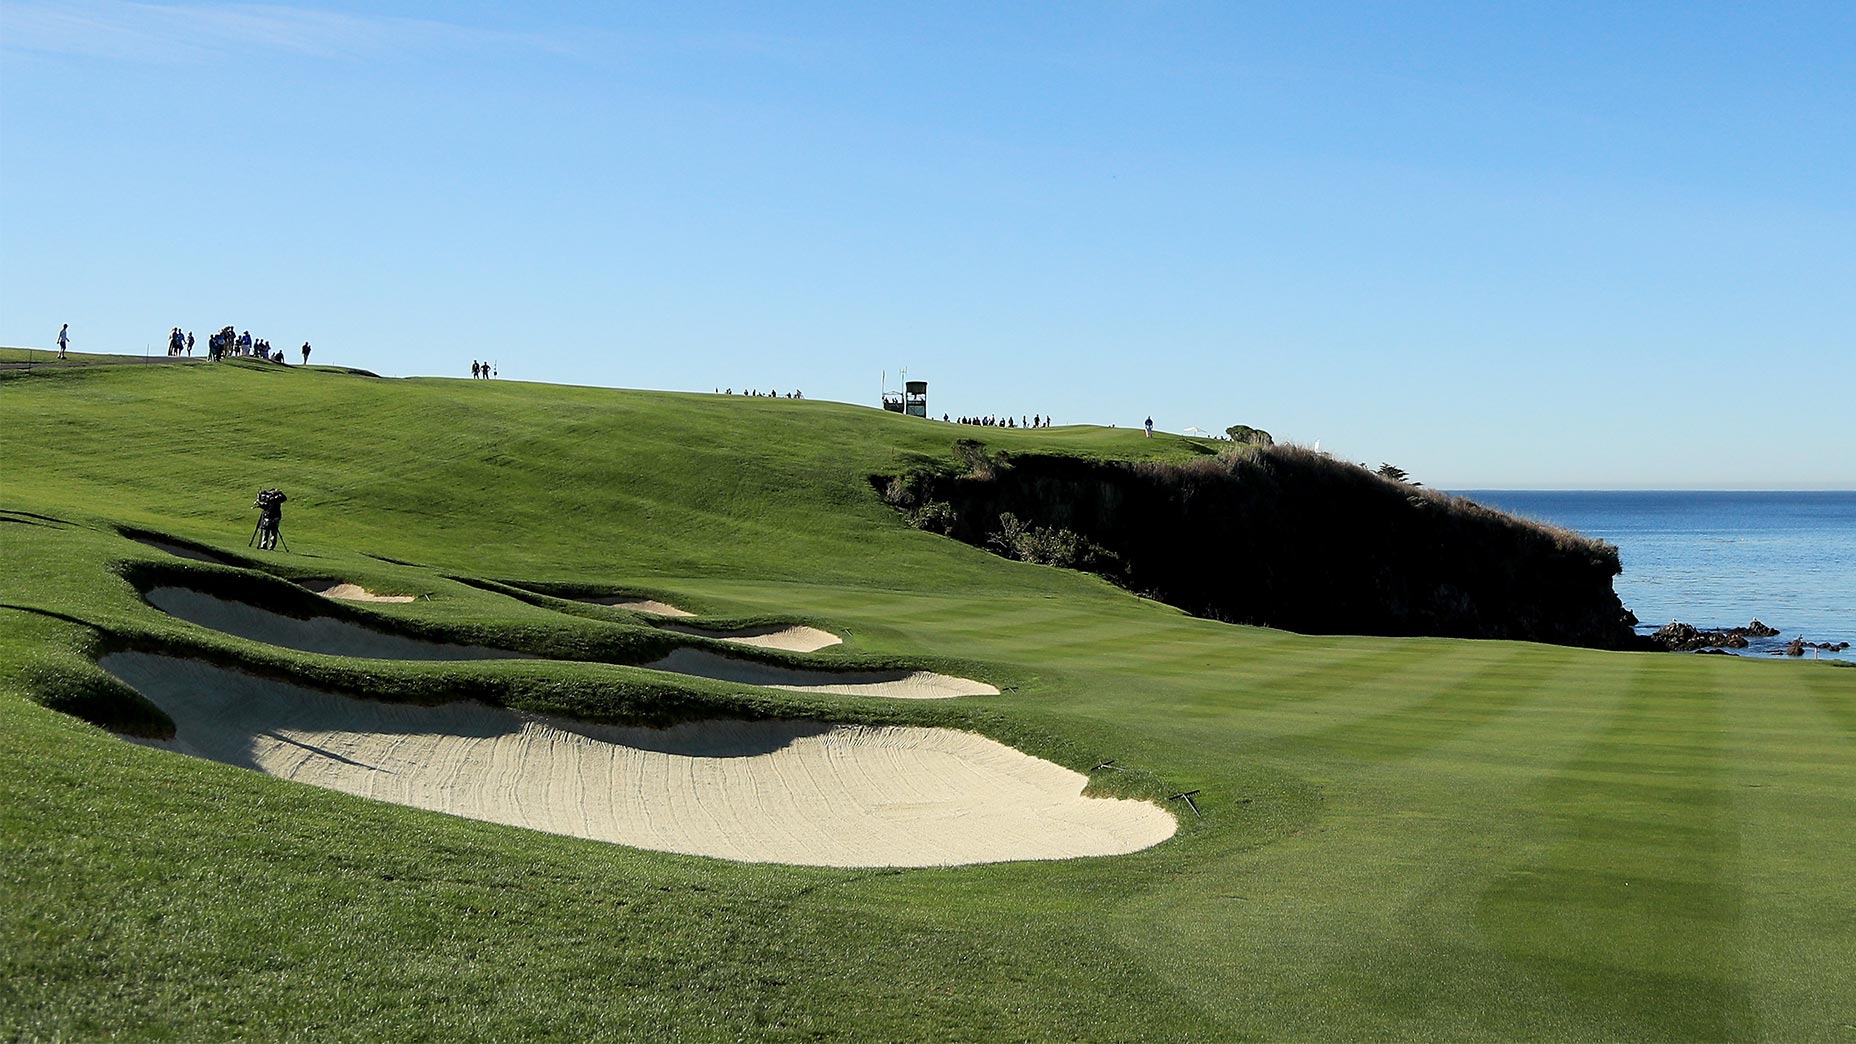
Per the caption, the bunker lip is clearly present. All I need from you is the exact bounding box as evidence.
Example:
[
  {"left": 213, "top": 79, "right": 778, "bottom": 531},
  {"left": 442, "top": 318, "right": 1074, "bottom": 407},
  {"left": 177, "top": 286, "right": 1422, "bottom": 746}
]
[
  {"left": 297, "top": 580, "right": 417, "bottom": 603},
  {"left": 143, "top": 586, "right": 995, "bottom": 698},
  {"left": 124, "top": 532, "right": 237, "bottom": 565},
  {"left": 657, "top": 621, "right": 843, "bottom": 653},
  {"left": 644, "top": 647, "right": 998, "bottom": 699},
  {"left": 143, "top": 585, "right": 519, "bottom": 662},
  {"left": 97, "top": 651, "right": 1175, "bottom": 867},
  {"left": 577, "top": 595, "right": 694, "bottom": 617}
]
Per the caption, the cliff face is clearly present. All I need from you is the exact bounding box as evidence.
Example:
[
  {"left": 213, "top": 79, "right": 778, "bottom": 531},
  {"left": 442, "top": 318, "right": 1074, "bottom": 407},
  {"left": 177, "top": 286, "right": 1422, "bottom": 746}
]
[{"left": 880, "top": 446, "right": 1642, "bottom": 650}]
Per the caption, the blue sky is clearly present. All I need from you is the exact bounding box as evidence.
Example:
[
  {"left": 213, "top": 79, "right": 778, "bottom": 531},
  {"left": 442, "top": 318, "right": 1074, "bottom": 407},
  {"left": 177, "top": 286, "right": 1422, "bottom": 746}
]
[{"left": 3, "top": 2, "right": 1851, "bottom": 488}]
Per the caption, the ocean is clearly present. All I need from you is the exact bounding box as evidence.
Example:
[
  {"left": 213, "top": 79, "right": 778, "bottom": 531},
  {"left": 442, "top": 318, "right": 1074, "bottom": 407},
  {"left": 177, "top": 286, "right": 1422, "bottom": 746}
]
[{"left": 1456, "top": 491, "right": 1856, "bottom": 661}]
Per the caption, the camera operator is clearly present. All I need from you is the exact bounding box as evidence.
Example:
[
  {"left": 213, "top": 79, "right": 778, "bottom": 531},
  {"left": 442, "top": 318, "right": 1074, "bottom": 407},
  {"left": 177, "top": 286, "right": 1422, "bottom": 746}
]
[{"left": 253, "top": 488, "right": 287, "bottom": 551}]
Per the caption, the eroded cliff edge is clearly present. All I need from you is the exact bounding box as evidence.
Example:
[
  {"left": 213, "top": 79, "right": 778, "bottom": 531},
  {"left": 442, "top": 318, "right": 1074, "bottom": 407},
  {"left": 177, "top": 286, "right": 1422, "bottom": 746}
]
[{"left": 878, "top": 443, "right": 1642, "bottom": 650}]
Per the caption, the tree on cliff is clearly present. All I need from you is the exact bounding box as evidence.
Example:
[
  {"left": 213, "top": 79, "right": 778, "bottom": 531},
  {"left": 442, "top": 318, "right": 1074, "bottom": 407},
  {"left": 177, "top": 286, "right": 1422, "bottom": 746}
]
[
  {"left": 1225, "top": 424, "right": 1274, "bottom": 446},
  {"left": 1376, "top": 463, "right": 1420, "bottom": 486}
]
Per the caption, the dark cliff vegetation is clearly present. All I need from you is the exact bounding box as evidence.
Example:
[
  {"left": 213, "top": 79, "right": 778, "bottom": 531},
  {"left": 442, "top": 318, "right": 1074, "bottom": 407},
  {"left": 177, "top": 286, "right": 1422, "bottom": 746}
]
[{"left": 879, "top": 439, "right": 1642, "bottom": 649}]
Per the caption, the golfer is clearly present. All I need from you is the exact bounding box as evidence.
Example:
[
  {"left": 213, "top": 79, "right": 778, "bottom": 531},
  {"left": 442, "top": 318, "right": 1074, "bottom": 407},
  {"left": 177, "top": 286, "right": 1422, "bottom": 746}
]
[{"left": 57, "top": 323, "right": 69, "bottom": 359}]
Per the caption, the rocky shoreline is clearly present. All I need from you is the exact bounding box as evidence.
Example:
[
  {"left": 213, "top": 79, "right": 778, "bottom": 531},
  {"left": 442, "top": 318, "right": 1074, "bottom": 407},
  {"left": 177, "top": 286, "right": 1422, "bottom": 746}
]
[
  {"left": 1649, "top": 619, "right": 1850, "bottom": 657},
  {"left": 1650, "top": 619, "right": 1778, "bottom": 651}
]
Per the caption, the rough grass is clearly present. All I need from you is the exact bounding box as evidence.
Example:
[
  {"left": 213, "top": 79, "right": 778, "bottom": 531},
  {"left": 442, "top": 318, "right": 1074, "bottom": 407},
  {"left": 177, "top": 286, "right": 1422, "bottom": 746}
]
[
  {"left": 2, "top": 363, "right": 1853, "bottom": 1041},
  {"left": 1256, "top": 441, "right": 1621, "bottom": 565},
  {"left": 0, "top": 346, "right": 204, "bottom": 368}
]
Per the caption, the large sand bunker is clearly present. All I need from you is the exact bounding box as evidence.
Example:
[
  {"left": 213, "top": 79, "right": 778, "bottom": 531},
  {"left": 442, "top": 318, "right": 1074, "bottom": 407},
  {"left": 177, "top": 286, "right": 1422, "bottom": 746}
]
[
  {"left": 144, "top": 586, "right": 516, "bottom": 661},
  {"left": 98, "top": 652, "right": 1173, "bottom": 866},
  {"left": 658, "top": 622, "right": 842, "bottom": 653},
  {"left": 645, "top": 648, "right": 997, "bottom": 699},
  {"left": 297, "top": 580, "right": 417, "bottom": 603},
  {"left": 577, "top": 595, "right": 693, "bottom": 617}
]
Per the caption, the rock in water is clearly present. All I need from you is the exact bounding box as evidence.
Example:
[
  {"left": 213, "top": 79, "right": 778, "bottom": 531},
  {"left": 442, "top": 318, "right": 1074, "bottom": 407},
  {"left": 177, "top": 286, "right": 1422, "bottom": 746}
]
[
  {"left": 1651, "top": 620, "right": 1763, "bottom": 652},
  {"left": 1651, "top": 621, "right": 1701, "bottom": 650}
]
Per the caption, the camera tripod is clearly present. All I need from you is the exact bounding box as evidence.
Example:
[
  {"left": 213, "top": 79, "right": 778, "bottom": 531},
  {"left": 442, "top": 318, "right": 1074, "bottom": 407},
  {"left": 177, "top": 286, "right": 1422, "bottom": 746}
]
[{"left": 248, "top": 520, "right": 289, "bottom": 553}]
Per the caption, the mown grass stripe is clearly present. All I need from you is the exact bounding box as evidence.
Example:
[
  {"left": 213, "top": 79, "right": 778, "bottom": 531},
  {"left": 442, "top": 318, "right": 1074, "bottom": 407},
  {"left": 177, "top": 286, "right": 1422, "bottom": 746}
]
[
  {"left": 1473, "top": 661, "right": 1750, "bottom": 1040},
  {"left": 1268, "top": 643, "right": 1561, "bottom": 762}
]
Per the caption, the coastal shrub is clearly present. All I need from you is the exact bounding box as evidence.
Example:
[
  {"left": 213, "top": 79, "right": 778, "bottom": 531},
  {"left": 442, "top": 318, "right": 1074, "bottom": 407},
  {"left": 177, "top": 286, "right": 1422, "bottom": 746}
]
[
  {"left": 1136, "top": 454, "right": 1236, "bottom": 481},
  {"left": 1225, "top": 424, "right": 1274, "bottom": 446},
  {"left": 987, "top": 512, "right": 1114, "bottom": 570},
  {"left": 952, "top": 438, "right": 1011, "bottom": 480},
  {"left": 882, "top": 475, "right": 919, "bottom": 510},
  {"left": 987, "top": 512, "right": 1031, "bottom": 557},
  {"left": 908, "top": 500, "right": 956, "bottom": 534},
  {"left": 1214, "top": 443, "right": 1262, "bottom": 467}
]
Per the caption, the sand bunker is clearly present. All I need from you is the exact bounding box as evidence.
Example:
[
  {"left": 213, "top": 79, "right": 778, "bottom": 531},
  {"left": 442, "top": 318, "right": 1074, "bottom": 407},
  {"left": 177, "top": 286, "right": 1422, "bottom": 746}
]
[
  {"left": 98, "top": 652, "right": 1173, "bottom": 866},
  {"left": 145, "top": 586, "right": 516, "bottom": 661},
  {"left": 567, "top": 590, "right": 839, "bottom": 651},
  {"left": 297, "top": 580, "right": 417, "bottom": 603},
  {"left": 145, "top": 588, "right": 991, "bottom": 697},
  {"left": 644, "top": 648, "right": 997, "bottom": 699},
  {"left": 658, "top": 622, "right": 842, "bottom": 653},
  {"left": 577, "top": 595, "right": 694, "bottom": 617}
]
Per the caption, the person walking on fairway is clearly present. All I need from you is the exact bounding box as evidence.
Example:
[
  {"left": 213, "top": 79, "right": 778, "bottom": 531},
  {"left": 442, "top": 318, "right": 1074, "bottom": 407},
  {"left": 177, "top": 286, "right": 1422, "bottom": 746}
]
[
  {"left": 301, "top": 342, "right": 311, "bottom": 365},
  {"left": 1144, "top": 415, "right": 1154, "bottom": 438},
  {"left": 57, "top": 323, "right": 69, "bottom": 359}
]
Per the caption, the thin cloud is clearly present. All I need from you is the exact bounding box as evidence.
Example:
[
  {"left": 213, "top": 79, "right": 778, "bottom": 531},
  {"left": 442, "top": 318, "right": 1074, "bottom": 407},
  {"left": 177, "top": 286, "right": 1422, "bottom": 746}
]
[{"left": 1, "top": 1, "right": 569, "bottom": 63}]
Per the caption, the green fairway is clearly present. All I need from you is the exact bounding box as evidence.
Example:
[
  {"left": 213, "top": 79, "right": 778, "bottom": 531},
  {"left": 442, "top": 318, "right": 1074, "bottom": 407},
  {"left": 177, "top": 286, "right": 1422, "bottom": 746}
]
[{"left": 3, "top": 362, "right": 1852, "bottom": 1041}]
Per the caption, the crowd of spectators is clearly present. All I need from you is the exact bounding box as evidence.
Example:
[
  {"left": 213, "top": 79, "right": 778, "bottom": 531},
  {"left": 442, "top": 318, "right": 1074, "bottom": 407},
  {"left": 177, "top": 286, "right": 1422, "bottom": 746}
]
[{"left": 950, "top": 414, "right": 1049, "bottom": 428}]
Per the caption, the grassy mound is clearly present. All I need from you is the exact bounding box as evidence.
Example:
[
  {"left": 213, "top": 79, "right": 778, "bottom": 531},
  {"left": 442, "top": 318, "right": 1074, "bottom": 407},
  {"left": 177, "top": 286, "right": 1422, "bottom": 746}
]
[{"left": 3, "top": 361, "right": 1853, "bottom": 1041}]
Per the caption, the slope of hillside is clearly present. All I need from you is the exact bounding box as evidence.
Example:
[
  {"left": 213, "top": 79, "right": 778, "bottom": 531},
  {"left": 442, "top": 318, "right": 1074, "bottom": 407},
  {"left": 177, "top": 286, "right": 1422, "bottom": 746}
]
[{"left": 3, "top": 360, "right": 1853, "bottom": 1042}]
